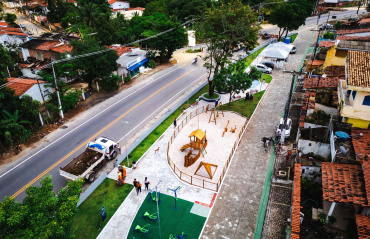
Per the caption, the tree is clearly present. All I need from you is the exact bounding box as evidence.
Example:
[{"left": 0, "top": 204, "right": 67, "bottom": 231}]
[
  {"left": 198, "top": 0, "right": 259, "bottom": 97},
  {"left": 0, "top": 110, "right": 32, "bottom": 147},
  {"left": 213, "top": 61, "right": 252, "bottom": 105},
  {"left": 136, "top": 13, "right": 187, "bottom": 63},
  {"left": 70, "top": 37, "right": 119, "bottom": 88},
  {"left": 167, "top": 0, "right": 213, "bottom": 22},
  {"left": 249, "top": 66, "right": 262, "bottom": 80},
  {"left": 4, "top": 13, "right": 17, "bottom": 26},
  {"left": 269, "top": 1, "right": 311, "bottom": 40},
  {"left": 0, "top": 176, "right": 83, "bottom": 238},
  {"left": 143, "top": 0, "right": 169, "bottom": 17}
]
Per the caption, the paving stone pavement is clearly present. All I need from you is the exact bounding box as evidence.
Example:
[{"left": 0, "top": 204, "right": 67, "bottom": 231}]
[{"left": 200, "top": 29, "right": 313, "bottom": 239}]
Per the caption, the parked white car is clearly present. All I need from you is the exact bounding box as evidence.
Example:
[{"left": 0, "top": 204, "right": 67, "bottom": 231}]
[
  {"left": 255, "top": 64, "right": 272, "bottom": 74},
  {"left": 276, "top": 118, "right": 292, "bottom": 138}
]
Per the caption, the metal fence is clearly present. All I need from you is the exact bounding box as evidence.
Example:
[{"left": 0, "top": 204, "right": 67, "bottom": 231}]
[{"left": 166, "top": 106, "right": 249, "bottom": 192}]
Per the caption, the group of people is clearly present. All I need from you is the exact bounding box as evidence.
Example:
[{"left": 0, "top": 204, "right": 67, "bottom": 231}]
[
  {"left": 133, "top": 177, "right": 150, "bottom": 195},
  {"left": 116, "top": 164, "right": 126, "bottom": 185}
]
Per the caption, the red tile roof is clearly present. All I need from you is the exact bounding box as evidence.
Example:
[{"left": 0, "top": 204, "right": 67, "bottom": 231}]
[
  {"left": 0, "top": 22, "right": 9, "bottom": 27},
  {"left": 303, "top": 77, "right": 340, "bottom": 89},
  {"left": 325, "top": 66, "right": 345, "bottom": 77},
  {"left": 319, "top": 41, "right": 336, "bottom": 48},
  {"left": 108, "top": 0, "right": 128, "bottom": 3},
  {"left": 7, "top": 78, "right": 47, "bottom": 96},
  {"left": 299, "top": 91, "right": 316, "bottom": 128},
  {"left": 321, "top": 162, "right": 367, "bottom": 205},
  {"left": 351, "top": 128, "right": 370, "bottom": 160},
  {"left": 363, "top": 155, "right": 370, "bottom": 204},
  {"left": 337, "top": 35, "right": 370, "bottom": 41},
  {"left": 51, "top": 43, "right": 73, "bottom": 53},
  {"left": 359, "top": 18, "right": 370, "bottom": 24},
  {"left": 347, "top": 50, "right": 370, "bottom": 87},
  {"left": 108, "top": 45, "right": 133, "bottom": 56},
  {"left": 291, "top": 163, "right": 301, "bottom": 239},
  {"left": 35, "top": 41, "right": 60, "bottom": 51},
  {"left": 0, "top": 31, "right": 28, "bottom": 36},
  {"left": 2, "top": 27, "right": 23, "bottom": 33},
  {"left": 128, "top": 7, "right": 145, "bottom": 11},
  {"left": 356, "top": 214, "right": 370, "bottom": 239},
  {"left": 308, "top": 60, "right": 325, "bottom": 66},
  {"left": 336, "top": 28, "right": 370, "bottom": 35}
]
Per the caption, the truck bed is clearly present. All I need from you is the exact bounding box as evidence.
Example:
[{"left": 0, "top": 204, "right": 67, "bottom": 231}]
[{"left": 61, "top": 148, "right": 103, "bottom": 176}]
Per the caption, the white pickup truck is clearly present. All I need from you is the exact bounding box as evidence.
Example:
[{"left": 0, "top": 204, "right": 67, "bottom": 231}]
[{"left": 59, "top": 137, "right": 120, "bottom": 182}]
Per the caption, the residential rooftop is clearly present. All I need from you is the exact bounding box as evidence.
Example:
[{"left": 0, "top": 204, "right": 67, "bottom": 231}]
[
  {"left": 7, "top": 78, "right": 47, "bottom": 96},
  {"left": 291, "top": 164, "right": 301, "bottom": 239},
  {"left": 351, "top": 128, "right": 370, "bottom": 160},
  {"left": 355, "top": 214, "right": 370, "bottom": 239},
  {"left": 346, "top": 50, "right": 370, "bottom": 88}
]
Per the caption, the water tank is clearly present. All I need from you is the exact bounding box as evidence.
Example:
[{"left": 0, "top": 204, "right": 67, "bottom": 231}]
[
  {"left": 284, "top": 37, "right": 291, "bottom": 44},
  {"left": 335, "top": 131, "right": 349, "bottom": 142}
]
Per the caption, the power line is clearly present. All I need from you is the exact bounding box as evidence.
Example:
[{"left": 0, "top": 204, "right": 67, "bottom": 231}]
[{"left": 0, "top": 18, "right": 198, "bottom": 90}]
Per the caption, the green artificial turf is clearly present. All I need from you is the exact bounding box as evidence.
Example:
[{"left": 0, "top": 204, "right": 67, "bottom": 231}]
[
  {"left": 121, "top": 84, "right": 210, "bottom": 167},
  {"left": 71, "top": 179, "right": 134, "bottom": 239},
  {"left": 280, "top": 33, "right": 298, "bottom": 43},
  {"left": 127, "top": 193, "right": 207, "bottom": 239},
  {"left": 221, "top": 90, "right": 265, "bottom": 118},
  {"left": 244, "top": 47, "right": 266, "bottom": 70},
  {"left": 260, "top": 74, "right": 272, "bottom": 83}
]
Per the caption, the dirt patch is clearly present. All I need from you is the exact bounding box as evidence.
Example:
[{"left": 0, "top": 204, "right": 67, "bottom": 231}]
[
  {"left": 0, "top": 63, "right": 174, "bottom": 166},
  {"left": 61, "top": 148, "right": 103, "bottom": 176}
]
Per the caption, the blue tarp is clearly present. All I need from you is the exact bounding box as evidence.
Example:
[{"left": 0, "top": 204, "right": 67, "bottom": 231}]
[
  {"left": 128, "top": 58, "right": 149, "bottom": 71},
  {"left": 88, "top": 143, "right": 105, "bottom": 150}
]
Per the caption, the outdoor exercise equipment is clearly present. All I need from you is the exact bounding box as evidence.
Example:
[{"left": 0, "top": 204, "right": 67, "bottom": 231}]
[
  {"left": 180, "top": 129, "right": 208, "bottom": 167},
  {"left": 148, "top": 190, "right": 161, "bottom": 204},
  {"left": 142, "top": 211, "right": 158, "bottom": 223},
  {"left": 194, "top": 161, "right": 218, "bottom": 179},
  {"left": 208, "top": 109, "right": 217, "bottom": 125},
  {"left": 169, "top": 232, "right": 186, "bottom": 239},
  {"left": 222, "top": 120, "right": 230, "bottom": 137},
  {"left": 133, "top": 224, "right": 150, "bottom": 237},
  {"left": 230, "top": 125, "right": 237, "bottom": 133},
  {"left": 166, "top": 186, "right": 181, "bottom": 209}
]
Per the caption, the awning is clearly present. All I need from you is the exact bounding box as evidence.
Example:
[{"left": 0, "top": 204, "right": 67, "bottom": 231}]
[{"left": 128, "top": 58, "right": 149, "bottom": 71}]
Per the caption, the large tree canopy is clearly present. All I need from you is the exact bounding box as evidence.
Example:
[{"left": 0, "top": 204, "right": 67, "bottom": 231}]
[
  {"left": 198, "top": 0, "right": 259, "bottom": 96},
  {"left": 0, "top": 176, "right": 83, "bottom": 238}
]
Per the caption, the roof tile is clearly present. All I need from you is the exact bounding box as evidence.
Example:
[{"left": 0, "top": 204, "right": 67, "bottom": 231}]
[
  {"left": 347, "top": 50, "right": 370, "bottom": 88},
  {"left": 303, "top": 77, "right": 340, "bottom": 89},
  {"left": 321, "top": 162, "right": 367, "bottom": 205},
  {"left": 356, "top": 214, "right": 370, "bottom": 239},
  {"left": 7, "top": 78, "right": 46, "bottom": 96},
  {"left": 351, "top": 128, "right": 370, "bottom": 160},
  {"left": 336, "top": 28, "right": 370, "bottom": 35}
]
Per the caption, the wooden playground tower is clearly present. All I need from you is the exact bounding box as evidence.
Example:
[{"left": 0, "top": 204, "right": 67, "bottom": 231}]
[{"left": 180, "top": 129, "right": 207, "bottom": 167}]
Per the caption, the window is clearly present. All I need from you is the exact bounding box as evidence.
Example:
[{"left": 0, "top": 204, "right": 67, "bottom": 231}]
[
  {"left": 363, "top": 95, "right": 370, "bottom": 106},
  {"left": 352, "top": 90, "right": 357, "bottom": 99},
  {"left": 37, "top": 52, "right": 42, "bottom": 59}
]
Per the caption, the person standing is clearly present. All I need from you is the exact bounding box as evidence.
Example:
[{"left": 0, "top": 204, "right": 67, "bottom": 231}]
[
  {"left": 133, "top": 179, "right": 138, "bottom": 193},
  {"left": 117, "top": 170, "right": 123, "bottom": 185},
  {"left": 137, "top": 181, "right": 142, "bottom": 195},
  {"left": 173, "top": 118, "right": 177, "bottom": 128},
  {"left": 144, "top": 177, "right": 150, "bottom": 191}
]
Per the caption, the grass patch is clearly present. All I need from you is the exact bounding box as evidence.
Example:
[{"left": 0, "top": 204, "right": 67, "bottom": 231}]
[
  {"left": 203, "top": 93, "right": 219, "bottom": 99},
  {"left": 260, "top": 73, "right": 272, "bottom": 83},
  {"left": 221, "top": 90, "right": 265, "bottom": 117},
  {"left": 121, "top": 84, "right": 210, "bottom": 167},
  {"left": 127, "top": 193, "right": 206, "bottom": 239},
  {"left": 71, "top": 179, "right": 134, "bottom": 239},
  {"left": 244, "top": 46, "right": 266, "bottom": 69},
  {"left": 281, "top": 33, "right": 298, "bottom": 43}
]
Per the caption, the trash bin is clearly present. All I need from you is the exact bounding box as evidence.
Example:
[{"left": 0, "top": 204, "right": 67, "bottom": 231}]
[
  {"left": 132, "top": 161, "right": 137, "bottom": 169},
  {"left": 284, "top": 37, "right": 291, "bottom": 44}
]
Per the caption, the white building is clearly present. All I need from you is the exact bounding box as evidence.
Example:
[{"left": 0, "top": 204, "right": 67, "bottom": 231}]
[
  {"left": 7, "top": 78, "right": 52, "bottom": 103},
  {"left": 0, "top": 28, "right": 29, "bottom": 46},
  {"left": 108, "top": 0, "right": 130, "bottom": 10}
]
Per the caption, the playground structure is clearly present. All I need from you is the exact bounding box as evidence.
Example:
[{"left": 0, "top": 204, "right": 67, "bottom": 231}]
[
  {"left": 167, "top": 105, "right": 248, "bottom": 191},
  {"left": 180, "top": 129, "right": 208, "bottom": 167},
  {"left": 222, "top": 120, "right": 229, "bottom": 137},
  {"left": 208, "top": 102, "right": 224, "bottom": 125}
]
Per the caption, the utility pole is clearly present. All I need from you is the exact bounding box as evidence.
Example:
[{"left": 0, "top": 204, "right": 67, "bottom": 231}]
[
  {"left": 35, "top": 78, "right": 50, "bottom": 118},
  {"left": 357, "top": 1, "right": 362, "bottom": 14},
  {"left": 51, "top": 58, "right": 64, "bottom": 119},
  {"left": 326, "top": 11, "right": 331, "bottom": 24}
]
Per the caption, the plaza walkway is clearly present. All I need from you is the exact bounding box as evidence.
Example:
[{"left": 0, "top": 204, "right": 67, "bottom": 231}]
[{"left": 200, "top": 29, "right": 313, "bottom": 239}]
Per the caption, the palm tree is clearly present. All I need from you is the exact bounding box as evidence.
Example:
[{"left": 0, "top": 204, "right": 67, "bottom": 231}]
[
  {"left": 80, "top": 3, "right": 100, "bottom": 28},
  {"left": 0, "top": 110, "right": 32, "bottom": 141}
]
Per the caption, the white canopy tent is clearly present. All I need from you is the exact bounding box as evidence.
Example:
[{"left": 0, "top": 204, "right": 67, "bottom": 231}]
[
  {"left": 266, "top": 42, "right": 294, "bottom": 52},
  {"left": 259, "top": 42, "right": 293, "bottom": 68}
]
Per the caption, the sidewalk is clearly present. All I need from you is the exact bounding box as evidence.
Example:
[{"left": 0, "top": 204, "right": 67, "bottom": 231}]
[{"left": 200, "top": 28, "right": 313, "bottom": 239}]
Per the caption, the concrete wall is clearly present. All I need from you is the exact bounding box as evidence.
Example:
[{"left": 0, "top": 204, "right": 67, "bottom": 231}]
[
  {"left": 298, "top": 139, "right": 331, "bottom": 158},
  {"left": 110, "top": 1, "right": 130, "bottom": 9},
  {"left": 123, "top": 10, "right": 143, "bottom": 19},
  {"left": 21, "top": 83, "right": 52, "bottom": 103},
  {"left": 0, "top": 34, "right": 27, "bottom": 46},
  {"left": 303, "top": 122, "right": 325, "bottom": 128},
  {"left": 347, "top": 118, "right": 370, "bottom": 129},
  {"left": 341, "top": 90, "right": 370, "bottom": 125},
  {"left": 21, "top": 48, "right": 30, "bottom": 61},
  {"left": 20, "top": 68, "right": 42, "bottom": 79},
  {"left": 314, "top": 103, "right": 338, "bottom": 116},
  {"left": 323, "top": 46, "right": 346, "bottom": 68}
]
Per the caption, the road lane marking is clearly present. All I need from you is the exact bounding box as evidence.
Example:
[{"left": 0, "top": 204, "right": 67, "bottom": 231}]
[
  {"left": 0, "top": 64, "right": 186, "bottom": 180},
  {"left": 11, "top": 69, "right": 195, "bottom": 198}
]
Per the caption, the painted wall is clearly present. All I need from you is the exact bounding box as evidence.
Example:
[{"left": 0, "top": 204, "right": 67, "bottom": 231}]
[
  {"left": 110, "top": 1, "right": 130, "bottom": 10},
  {"left": 123, "top": 10, "right": 143, "bottom": 19},
  {"left": 323, "top": 46, "right": 346, "bottom": 68},
  {"left": 298, "top": 139, "right": 331, "bottom": 158},
  {"left": 347, "top": 118, "right": 370, "bottom": 129},
  {"left": 21, "top": 83, "right": 52, "bottom": 103},
  {"left": 21, "top": 48, "right": 30, "bottom": 61}
]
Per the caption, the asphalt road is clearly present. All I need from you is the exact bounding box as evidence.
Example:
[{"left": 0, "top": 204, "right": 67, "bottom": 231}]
[
  {"left": 4, "top": 8, "right": 47, "bottom": 37},
  {"left": 0, "top": 61, "right": 207, "bottom": 201},
  {"left": 0, "top": 7, "right": 367, "bottom": 202}
]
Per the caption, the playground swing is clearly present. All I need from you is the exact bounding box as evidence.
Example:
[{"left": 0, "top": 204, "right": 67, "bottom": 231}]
[
  {"left": 208, "top": 109, "right": 217, "bottom": 125},
  {"left": 222, "top": 120, "right": 230, "bottom": 137},
  {"left": 133, "top": 224, "right": 150, "bottom": 237},
  {"left": 142, "top": 212, "right": 158, "bottom": 223}
]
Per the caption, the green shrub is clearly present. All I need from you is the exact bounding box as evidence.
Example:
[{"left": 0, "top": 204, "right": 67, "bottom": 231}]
[
  {"left": 185, "top": 49, "right": 201, "bottom": 53},
  {"left": 323, "top": 31, "right": 334, "bottom": 39},
  {"left": 148, "top": 59, "right": 156, "bottom": 68},
  {"left": 334, "top": 21, "right": 342, "bottom": 30},
  {"left": 100, "top": 74, "right": 120, "bottom": 91},
  {"left": 61, "top": 89, "right": 82, "bottom": 112}
]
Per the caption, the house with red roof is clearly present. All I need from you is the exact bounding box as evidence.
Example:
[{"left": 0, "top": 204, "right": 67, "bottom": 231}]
[
  {"left": 0, "top": 21, "right": 9, "bottom": 28},
  {"left": 7, "top": 78, "right": 52, "bottom": 103},
  {"left": 108, "top": 0, "right": 130, "bottom": 10},
  {"left": 0, "top": 27, "right": 29, "bottom": 46}
]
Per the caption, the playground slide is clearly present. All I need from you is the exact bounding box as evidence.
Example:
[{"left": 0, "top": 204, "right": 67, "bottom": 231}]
[{"left": 180, "top": 142, "right": 200, "bottom": 151}]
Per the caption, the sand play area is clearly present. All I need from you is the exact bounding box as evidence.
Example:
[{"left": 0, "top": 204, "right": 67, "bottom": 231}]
[{"left": 168, "top": 110, "right": 247, "bottom": 186}]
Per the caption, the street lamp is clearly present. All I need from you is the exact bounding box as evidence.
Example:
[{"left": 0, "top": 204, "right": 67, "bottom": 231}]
[
  {"left": 155, "top": 180, "right": 163, "bottom": 239},
  {"left": 51, "top": 58, "right": 64, "bottom": 119},
  {"left": 197, "top": 97, "right": 200, "bottom": 129},
  {"left": 121, "top": 120, "right": 129, "bottom": 166}
]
